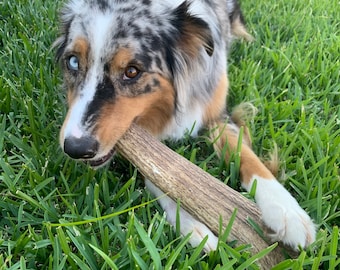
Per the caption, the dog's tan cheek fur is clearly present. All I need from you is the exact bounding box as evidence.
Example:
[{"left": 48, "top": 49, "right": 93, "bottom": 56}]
[
  {"left": 59, "top": 111, "right": 70, "bottom": 148},
  {"left": 135, "top": 77, "right": 175, "bottom": 134},
  {"left": 94, "top": 77, "right": 175, "bottom": 149},
  {"left": 66, "top": 88, "right": 77, "bottom": 106},
  {"left": 59, "top": 89, "right": 78, "bottom": 148}
]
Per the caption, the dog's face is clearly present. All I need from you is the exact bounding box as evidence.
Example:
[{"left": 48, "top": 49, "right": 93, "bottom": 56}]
[{"left": 55, "top": 0, "right": 214, "bottom": 167}]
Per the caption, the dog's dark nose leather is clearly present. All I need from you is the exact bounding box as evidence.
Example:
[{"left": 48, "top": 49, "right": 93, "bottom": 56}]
[{"left": 64, "top": 136, "right": 99, "bottom": 159}]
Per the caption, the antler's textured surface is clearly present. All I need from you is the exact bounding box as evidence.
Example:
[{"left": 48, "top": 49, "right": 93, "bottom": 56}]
[{"left": 116, "top": 124, "right": 285, "bottom": 268}]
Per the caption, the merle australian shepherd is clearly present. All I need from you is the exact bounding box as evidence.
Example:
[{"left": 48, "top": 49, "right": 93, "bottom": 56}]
[{"left": 54, "top": 0, "right": 315, "bottom": 251}]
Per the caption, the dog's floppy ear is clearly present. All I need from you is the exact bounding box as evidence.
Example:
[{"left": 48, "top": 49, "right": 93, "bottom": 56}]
[
  {"left": 53, "top": 36, "right": 67, "bottom": 62},
  {"left": 52, "top": 11, "right": 74, "bottom": 62},
  {"left": 172, "top": 1, "right": 214, "bottom": 56}
]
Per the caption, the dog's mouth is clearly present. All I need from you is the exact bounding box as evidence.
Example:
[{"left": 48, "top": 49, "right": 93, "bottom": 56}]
[{"left": 87, "top": 148, "right": 116, "bottom": 168}]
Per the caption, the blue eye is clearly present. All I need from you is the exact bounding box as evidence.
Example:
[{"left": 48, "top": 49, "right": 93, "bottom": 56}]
[{"left": 67, "top": 55, "right": 79, "bottom": 71}]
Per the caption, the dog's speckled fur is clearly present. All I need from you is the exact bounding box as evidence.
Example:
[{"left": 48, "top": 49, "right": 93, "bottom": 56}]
[{"left": 55, "top": 0, "right": 315, "bottom": 251}]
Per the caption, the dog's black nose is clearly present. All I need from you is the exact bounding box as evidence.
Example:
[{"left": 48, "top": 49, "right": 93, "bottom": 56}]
[{"left": 64, "top": 136, "right": 99, "bottom": 159}]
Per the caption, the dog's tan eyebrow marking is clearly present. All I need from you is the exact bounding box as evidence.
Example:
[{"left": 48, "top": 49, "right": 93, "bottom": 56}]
[
  {"left": 71, "top": 37, "right": 90, "bottom": 58},
  {"left": 111, "top": 48, "right": 134, "bottom": 70}
]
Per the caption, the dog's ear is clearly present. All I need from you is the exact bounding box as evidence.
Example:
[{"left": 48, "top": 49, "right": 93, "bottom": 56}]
[
  {"left": 52, "top": 36, "right": 67, "bottom": 62},
  {"left": 172, "top": 2, "right": 214, "bottom": 56},
  {"left": 52, "top": 12, "right": 74, "bottom": 62}
]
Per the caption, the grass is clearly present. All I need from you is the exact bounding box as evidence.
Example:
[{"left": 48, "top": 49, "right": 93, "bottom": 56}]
[{"left": 0, "top": 0, "right": 339, "bottom": 269}]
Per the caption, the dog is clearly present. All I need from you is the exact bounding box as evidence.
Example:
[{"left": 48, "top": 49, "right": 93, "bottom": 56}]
[{"left": 54, "top": 0, "right": 315, "bottom": 251}]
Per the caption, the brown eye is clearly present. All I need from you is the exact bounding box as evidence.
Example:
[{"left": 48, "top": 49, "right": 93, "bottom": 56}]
[{"left": 123, "top": 66, "right": 140, "bottom": 80}]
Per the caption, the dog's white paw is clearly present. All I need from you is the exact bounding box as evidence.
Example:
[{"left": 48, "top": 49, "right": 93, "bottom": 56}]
[
  {"left": 250, "top": 175, "right": 316, "bottom": 250},
  {"left": 145, "top": 180, "right": 218, "bottom": 252}
]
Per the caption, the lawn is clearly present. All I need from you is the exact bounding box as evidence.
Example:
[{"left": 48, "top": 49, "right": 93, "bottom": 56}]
[{"left": 0, "top": 0, "right": 339, "bottom": 269}]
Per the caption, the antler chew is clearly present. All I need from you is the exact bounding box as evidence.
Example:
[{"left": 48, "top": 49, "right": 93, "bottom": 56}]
[{"left": 116, "top": 124, "right": 285, "bottom": 268}]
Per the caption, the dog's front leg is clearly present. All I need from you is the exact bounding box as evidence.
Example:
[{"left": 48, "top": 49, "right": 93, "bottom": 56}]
[
  {"left": 210, "top": 121, "right": 316, "bottom": 250},
  {"left": 145, "top": 179, "right": 219, "bottom": 252}
]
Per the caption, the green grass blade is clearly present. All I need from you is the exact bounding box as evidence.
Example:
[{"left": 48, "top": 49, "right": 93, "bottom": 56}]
[
  {"left": 329, "top": 226, "right": 339, "bottom": 270},
  {"left": 134, "top": 217, "right": 162, "bottom": 270},
  {"left": 89, "top": 244, "right": 119, "bottom": 270},
  {"left": 219, "top": 208, "right": 238, "bottom": 244},
  {"left": 66, "top": 228, "right": 99, "bottom": 270},
  {"left": 165, "top": 233, "right": 191, "bottom": 270},
  {"left": 68, "top": 253, "right": 92, "bottom": 270},
  {"left": 235, "top": 243, "right": 278, "bottom": 270}
]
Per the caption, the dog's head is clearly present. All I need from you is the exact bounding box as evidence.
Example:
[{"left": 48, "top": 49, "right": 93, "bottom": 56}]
[{"left": 54, "top": 0, "right": 215, "bottom": 168}]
